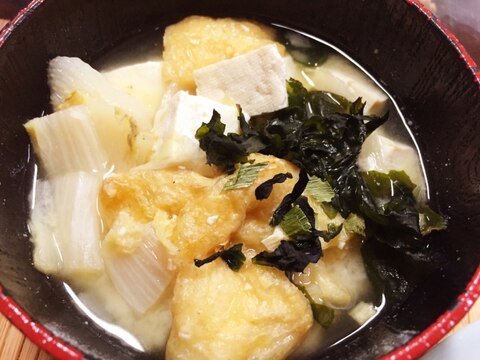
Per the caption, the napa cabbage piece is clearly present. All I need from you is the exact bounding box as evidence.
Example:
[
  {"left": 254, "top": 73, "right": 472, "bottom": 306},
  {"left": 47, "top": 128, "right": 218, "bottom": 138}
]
[
  {"left": 29, "top": 172, "right": 103, "bottom": 277},
  {"left": 48, "top": 57, "right": 154, "bottom": 169},
  {"left": 24, "top": 106, "right": 107, "bottom": 177},
  {"left": 102, "top": 60, "right": 166, "bottom": 121},
  {"left": 49, "top": 56, "right": 151, "bottom": 130},
  {"left": 166, "top": 261, "right": 313, "bottom": 360},
  {"left": 74, "top": 274, "right": 173, "bottom": 351},
  {"left": 103, "top": 214, "right": 175, "bottom": 314}
]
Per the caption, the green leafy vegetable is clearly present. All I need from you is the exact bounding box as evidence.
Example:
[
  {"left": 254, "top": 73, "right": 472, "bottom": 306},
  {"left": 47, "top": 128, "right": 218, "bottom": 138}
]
[
  {"left": 419, "top": 206, "right": 447, "bottom": 236},
  {"left": 344, "top": 213, "right": 366, "bottom": 237},
  {"left": 321, "top": 223, "right": 344, "bottom": 242},
  {"left": 298, "top": 286, "right": 335, "bottom": 327},
  {"left": 311, "top": 302, "right": 335, "bottom": 327},
  {"left": 248, "top": 80, "right": 387, "bottom": 221},
  {"left": 194, "top": 243, "right": 246, "bottom": 271},
  {"left": 287, "top": 75, "right": 309, "bottom": 108},
  {"left": 280, "top": 205, "right": 312, "bottom": 237},
  {"left": 320, "top": 202, "right": 338, "bottom": 219},
  {"left": 271, "top": 169, "right": 309, "bottom": 226},
  {"left": 361, "top": 235, "right": 440, "bottom": 318},
  {"left": 295, "top": 196, "right": 316, "bottom": 229},
  {"left": 358, "top": 170, "right": 422, "bottom": 249},
  {"left": 254, "top": 190, "right": 323, "bottom": 272},
  {"left": 281, "top": 31, "right": 330, "bottom": 67},
  {"left": 304, "top": 176, "right": 335, "bottom": 203},
  {"left": 253, "top": 192, "right": 341, "bottom": 272},
  {"left": 223, "top": 161, "right": 268, "bottom": 191},
  {"left": 255, "top": 172, "right": 293, "bottom": 200}
]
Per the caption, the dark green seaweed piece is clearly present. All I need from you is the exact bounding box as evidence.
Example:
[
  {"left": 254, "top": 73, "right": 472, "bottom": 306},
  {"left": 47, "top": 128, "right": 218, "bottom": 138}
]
[
  {"left": 255, "top": 172, "right": 293, "bottom": 200},
  {"left": 280, "top": 31, "right": 330, "bottom": 67},
  {"left": 298, "top": 286, "right": 335, "bottom": 327},
  {"left": 195, "top": 110, "right": 247, "bottom": 174},
  {"left": 270, "top": 169, "right": 309, "bottom": 226},
  {"left": 195, "top": 107, "right": 265, "bottom": 174},
  {"left": 194, "top": 243, "right": 246, "bottom": 272},
  {"left": 253, "top": 235, "right": 322, "bottom": 272}
]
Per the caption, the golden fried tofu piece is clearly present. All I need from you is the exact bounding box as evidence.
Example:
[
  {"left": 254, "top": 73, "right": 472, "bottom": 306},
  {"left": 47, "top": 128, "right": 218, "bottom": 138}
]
[
  {"left": 292, "top": 240, "right": 372, "bottom": 310},
  {"left": 100, "top": 169, "right": 247, "bottom": 263},
  {"left": 162, "top": 16, "right": 285, "bottom": 90},
  {"left": 100, "top": 155, "right": 299, "bottom": 263},
  {"left": 99, "top": 169, "right": 214, "bottom": 228},
  {"left": 166, "top": 261, "right": 313, "bottom": 360},
  {"left": 170, "top": 182, "right": 247, "bottom": 263},
  {"left": 241, "top": 154, "right": 299, "bottom": 214},
  {"left": 231, "top": 154, "right": 299, "bottom": 251}
]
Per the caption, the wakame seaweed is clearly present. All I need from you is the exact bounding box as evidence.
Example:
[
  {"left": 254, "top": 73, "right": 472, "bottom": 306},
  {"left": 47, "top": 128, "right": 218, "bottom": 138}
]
[
  {"left": 298, "top": 286, "right": 335, "bottom": 327},
  {"left": 280, "top": 31, "right": 330, "bottom": 68},
  {"left": 195, "top": 79, "right": 445, "bottom": 279},
  {"left": 253, "top": 193, "right": 342, "bottom": 272},
  {"left": 195, "top": 108, "right": 265, "bottom": 174},
  {"left": 255, "top": 172, "right": 293, "bottom": 200},
  {"left": 194, "top": 243, "right": 246, "bottom": 271}
]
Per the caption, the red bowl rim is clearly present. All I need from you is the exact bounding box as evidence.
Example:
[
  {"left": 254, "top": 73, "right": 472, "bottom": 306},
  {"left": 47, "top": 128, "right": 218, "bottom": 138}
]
[{"left": 0, "top": 0, "right": 479, "bottom": 359}]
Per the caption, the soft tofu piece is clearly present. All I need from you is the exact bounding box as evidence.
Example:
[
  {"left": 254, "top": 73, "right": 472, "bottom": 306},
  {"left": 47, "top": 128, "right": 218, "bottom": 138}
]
[
  {"left": 144, "top": 91, "right": 240, "bottom": 173},
  {"left": 194, "top": 44, "right": 288, "bottom": 116},
  {"left": 299, "top": 55, "right": 388, "bottom": 115},
  {"left": 358, "top": 128, "right": 427, "bottom": 202},
  {"left": 166, "top": 261, "right": 313, "bottom": 360},
  {"left": 102, "top": 61, "right": 166, "bottom": 121},
  {"left": 348, "top": 301, "right": 376, "bottom": 325}
]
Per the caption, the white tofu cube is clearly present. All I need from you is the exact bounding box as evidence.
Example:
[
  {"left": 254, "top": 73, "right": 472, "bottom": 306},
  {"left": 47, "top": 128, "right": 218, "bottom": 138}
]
[
  {"left": 358, "top": 129, "right": 427, "bottom": 201},
  {"left": 298, "top": 55, "right": 389, "bottom": 115},
  {"left": 145, "top": 91, "right": 240, "bottom": 173},
  {"left": 194, "top": 44, "right": 288, "bottom": 116}
]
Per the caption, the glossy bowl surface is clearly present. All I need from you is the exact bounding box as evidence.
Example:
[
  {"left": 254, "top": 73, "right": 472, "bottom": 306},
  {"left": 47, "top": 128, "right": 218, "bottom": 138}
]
[{"left": 0, "top": 0, "right": 479, "bottom": 359}]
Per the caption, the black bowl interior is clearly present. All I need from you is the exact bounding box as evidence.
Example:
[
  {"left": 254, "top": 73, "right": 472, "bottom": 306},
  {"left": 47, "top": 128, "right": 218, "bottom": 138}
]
[{"left": 0, "top": 0, "right": 479, "bottom": 359}]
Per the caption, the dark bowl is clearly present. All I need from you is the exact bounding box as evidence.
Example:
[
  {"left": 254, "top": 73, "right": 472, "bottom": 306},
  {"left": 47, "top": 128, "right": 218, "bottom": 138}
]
[{"left": 0, "top": 0, "right": 479, "bottom": 359}]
